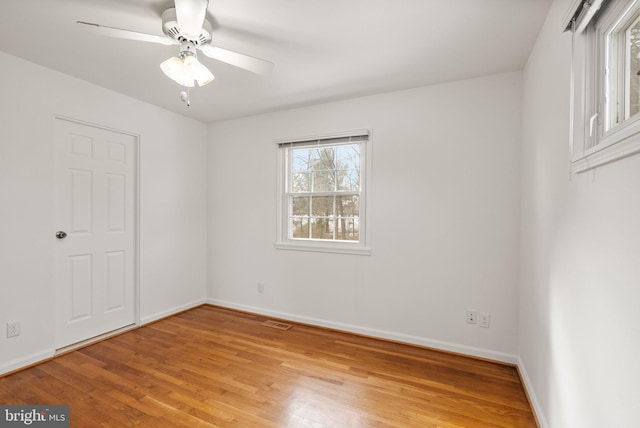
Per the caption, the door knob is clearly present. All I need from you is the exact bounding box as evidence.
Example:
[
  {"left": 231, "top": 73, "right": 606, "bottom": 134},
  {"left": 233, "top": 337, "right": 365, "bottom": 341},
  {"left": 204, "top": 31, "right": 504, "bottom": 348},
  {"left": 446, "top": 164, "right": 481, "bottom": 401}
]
[{"left": 56, "top": 231, "right": 67, "bottom": 239}]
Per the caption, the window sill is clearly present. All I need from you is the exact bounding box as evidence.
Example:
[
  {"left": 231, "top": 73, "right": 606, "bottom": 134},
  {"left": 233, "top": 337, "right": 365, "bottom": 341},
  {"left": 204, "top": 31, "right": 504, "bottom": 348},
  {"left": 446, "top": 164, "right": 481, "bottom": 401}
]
[
  {"left": 573, "top": 131, "right": 640, "bottom": 173},
  {"left": 274, "top": 241, "right": 372, "bottom": 256}
]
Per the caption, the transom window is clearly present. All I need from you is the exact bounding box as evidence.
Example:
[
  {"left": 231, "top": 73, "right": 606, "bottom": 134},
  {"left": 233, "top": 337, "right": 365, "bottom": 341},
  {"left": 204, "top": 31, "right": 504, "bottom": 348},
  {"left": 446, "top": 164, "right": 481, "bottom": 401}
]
[{"left": 276, "top": 131, "right": 371, "bottom": 255}]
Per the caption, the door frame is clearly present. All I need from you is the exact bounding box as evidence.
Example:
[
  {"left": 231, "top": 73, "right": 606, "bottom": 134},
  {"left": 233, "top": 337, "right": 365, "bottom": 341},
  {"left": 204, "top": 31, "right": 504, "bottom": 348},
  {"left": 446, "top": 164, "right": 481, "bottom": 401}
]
[{"left": 53, "top": 115, "right": 141, "bottom": 353}]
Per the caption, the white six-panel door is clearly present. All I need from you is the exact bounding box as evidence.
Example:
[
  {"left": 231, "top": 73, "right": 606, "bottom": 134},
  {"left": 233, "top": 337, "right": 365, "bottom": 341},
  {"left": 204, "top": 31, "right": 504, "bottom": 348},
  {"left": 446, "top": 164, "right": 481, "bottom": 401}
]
[{"left": 53, "top": 118, "right": 137, "bottom": 349}]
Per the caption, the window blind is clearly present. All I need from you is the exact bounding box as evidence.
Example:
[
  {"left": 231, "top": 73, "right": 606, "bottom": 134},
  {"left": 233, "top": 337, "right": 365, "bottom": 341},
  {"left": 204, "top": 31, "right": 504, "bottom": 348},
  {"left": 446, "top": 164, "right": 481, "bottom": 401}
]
[
  {"left": 563, "top": 0, "right": 607, "bottom": 33},
  {"left": 278, "top": 131, "right": 369, "bottom": 149}
]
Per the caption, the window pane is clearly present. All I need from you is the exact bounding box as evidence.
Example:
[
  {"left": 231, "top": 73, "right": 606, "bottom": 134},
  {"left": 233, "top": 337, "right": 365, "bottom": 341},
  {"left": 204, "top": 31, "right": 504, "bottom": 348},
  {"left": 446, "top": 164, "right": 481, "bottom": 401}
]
[
  {"left": 312, "top": 170, "right": 335, "bottom": 191},
  {"left": 311, "top": 148, "right": 335, "bottom": 170},
  {"left": 311, "top": 196, "right": 334, "bottom": 217},
  {"left": 291, "top": 196, "right": 310, "bottom": 216},
  {"left": 291, "top": 218, "right": 309, "bottom": 239},
  {"left": 335, "top": 217, "right": 359, "bottom": 241},
  {"left": 336, "top": 145, "right": 360, "bottom": 170},
  {"left": 336, "top": 195, "right": 359, "bottom": 217},
  {"left": 292, "top": 149, "right": 311, "bottom": 172},
  {"left": 337, "top": 169, "right": 359, "bottom": 191},
  {"left": 292, "top": 172, "right": 311, "bottom": 192},
  {"left": 627, "top": 15, "right": 640, "bottom": 118},
  {"left": 311, "top": 218, "right": 334, "bottom": 240}
]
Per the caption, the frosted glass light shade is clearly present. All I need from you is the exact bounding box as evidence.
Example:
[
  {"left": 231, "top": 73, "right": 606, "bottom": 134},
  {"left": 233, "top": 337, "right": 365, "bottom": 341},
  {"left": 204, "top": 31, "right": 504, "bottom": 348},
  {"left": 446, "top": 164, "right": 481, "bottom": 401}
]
[
  {"left": 183, "top": 55, "right": 215, "bottom": 86},
  {"left": 160, "top": 54, "right": 214, "bottom": 87},
  {"left": 160, "top": 56, "right": 194, "bottom": 87}
]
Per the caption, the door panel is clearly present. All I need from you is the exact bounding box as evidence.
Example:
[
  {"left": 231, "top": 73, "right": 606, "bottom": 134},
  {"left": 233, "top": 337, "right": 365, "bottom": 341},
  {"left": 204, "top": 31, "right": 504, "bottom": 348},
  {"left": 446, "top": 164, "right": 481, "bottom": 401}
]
[
  {"left": 106, "top": 251, "right": 126, "bottom": 311},
  {"left": 69, "top": 254, "right": 92, "bottom": 321},
  {"left": 54, "top": 118, "right": 137, "bottom": 349},
  {"left": 106, "top": 173, "right": 126, "bottom": 232},
  {"left": 70, "top": 169, "right": 93, "bottom": 234}
]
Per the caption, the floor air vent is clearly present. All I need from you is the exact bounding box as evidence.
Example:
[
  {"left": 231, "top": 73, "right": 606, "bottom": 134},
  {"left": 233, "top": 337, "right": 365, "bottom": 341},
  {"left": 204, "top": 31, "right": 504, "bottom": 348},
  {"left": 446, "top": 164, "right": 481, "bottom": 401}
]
[{"left": 261, "top": 320, "right": 293, "bottom": 330}]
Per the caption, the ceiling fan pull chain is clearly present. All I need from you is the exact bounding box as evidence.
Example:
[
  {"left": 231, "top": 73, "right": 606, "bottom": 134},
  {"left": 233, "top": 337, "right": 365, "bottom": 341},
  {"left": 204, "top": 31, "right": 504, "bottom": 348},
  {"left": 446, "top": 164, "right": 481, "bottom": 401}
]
[{"left": 179, "top": 88, "right": 191, "bottom": 107}]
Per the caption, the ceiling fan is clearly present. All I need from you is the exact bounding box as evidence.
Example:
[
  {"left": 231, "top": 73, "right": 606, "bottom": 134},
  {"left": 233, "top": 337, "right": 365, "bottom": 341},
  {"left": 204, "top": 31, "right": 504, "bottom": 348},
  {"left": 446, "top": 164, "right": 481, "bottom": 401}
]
[{"left": 77, "top": 0, "right": 274, "bottom": 89}]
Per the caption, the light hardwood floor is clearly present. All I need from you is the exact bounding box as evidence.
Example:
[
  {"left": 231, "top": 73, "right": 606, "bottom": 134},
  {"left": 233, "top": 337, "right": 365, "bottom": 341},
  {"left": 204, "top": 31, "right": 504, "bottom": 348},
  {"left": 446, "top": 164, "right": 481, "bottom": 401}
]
[{"left": 0, "top": 305, "right": 536, "bottom": 427}]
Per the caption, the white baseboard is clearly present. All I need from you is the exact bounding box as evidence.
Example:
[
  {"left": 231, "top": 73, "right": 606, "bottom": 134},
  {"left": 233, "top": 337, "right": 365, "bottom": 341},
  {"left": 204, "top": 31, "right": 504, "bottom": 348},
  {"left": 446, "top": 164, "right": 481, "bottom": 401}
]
[
  {"left": 0, "top": 349, "right": 55, "bottom": 376},
  {"left": 206, "top": 298, "right": 519, "bottom": 365},
  {"left": 140, "top": 298, "right": 208, "bottom": 325},
  {"left": 517, "top": 357, "right": 548, "bottom": 428}
]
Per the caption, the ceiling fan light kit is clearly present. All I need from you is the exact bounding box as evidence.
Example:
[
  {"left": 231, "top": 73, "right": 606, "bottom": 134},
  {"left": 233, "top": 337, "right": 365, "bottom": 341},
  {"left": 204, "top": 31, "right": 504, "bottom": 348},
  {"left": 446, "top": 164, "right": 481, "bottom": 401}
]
[{"left": 160, "top": 41, "right": 215, "bottom": 87}]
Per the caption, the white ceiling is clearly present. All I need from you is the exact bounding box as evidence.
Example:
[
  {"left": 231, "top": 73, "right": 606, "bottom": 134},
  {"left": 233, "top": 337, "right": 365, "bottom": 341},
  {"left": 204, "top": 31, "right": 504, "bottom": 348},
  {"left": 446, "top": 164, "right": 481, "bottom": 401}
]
[{"left": 0, "top": 0, "right": 551, "bottom": 123}]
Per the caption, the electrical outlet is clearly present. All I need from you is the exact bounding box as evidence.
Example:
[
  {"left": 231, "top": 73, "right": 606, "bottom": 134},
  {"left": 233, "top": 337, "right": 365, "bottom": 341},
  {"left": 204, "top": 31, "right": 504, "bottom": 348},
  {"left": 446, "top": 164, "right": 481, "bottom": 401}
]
[
  {"left": 479, "top": 312, "right": 491, "bottom": 328},
  {"left": 7, "top": 321, "right": 21, "bottom": 338},
  {"left": 257, "top": 283, "right": 265, "bottom": 293},
  {"left": 466, "top": 310, "right": 477, "bottom": 324}
]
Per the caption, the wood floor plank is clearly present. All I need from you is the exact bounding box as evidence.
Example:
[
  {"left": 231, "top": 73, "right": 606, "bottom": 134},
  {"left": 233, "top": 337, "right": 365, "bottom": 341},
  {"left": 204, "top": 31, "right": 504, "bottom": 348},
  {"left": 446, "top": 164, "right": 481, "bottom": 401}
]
[{"left": 0, "top": 305, "right": 536, "bottom": 427}]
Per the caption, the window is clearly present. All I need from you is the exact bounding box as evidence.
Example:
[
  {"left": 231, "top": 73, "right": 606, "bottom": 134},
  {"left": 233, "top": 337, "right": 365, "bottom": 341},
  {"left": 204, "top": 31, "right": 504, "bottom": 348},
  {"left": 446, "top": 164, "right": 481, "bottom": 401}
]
[
  {"left": 276, "top": 131, "right": 371, "bottom": 255},
  {"left": 566, "top": 0, "right": 640, "bottom": 171},
  {"left": 602, "top": 1, "right": 640, "bottom": 129}
]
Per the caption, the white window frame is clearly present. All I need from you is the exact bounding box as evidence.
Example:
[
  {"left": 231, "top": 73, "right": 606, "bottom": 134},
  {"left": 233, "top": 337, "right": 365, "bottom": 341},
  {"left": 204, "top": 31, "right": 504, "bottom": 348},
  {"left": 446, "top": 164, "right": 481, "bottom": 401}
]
[
  {"left": 567, "top": 0, "right": 640, "bottom": 172},
  {"left": 275, "top": 130, "right": 372, "bottom": 255}
]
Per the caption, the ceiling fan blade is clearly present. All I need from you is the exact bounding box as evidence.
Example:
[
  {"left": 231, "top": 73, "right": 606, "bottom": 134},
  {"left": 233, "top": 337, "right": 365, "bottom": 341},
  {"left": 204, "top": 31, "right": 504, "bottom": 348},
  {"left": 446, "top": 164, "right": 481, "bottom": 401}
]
[
  {"left": 175, "top": 0, "right": 209, "bottom": 39},
  {"left": 77, "top": 21, "right": 175, "bottom": 46},
  {"left": 200, "top": 45, "right": 274, "bottom": 76}
]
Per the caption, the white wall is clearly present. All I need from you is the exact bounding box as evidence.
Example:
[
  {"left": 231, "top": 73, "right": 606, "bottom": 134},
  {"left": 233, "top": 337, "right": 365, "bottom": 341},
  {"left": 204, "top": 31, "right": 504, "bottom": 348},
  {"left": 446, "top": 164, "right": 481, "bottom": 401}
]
[
  {"left": 520, "top": 1, "right": 640, "bottom": 426},
  {"left": 207, "top": 72, "right": 523, "bottom": 362},
  {"left": 0, "top": 52, "right": 208, "bottom": 374}
]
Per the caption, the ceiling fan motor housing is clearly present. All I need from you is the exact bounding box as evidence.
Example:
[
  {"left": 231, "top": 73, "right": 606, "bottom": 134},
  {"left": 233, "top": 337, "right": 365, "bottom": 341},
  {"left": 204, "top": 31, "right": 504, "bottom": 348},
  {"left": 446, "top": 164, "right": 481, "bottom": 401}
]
[
  {"left": 179, "top": 41, "right": 197, "bottom": 59},
  {"left": 162, "top": 8, "right": 213, "bottom": 45}
]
